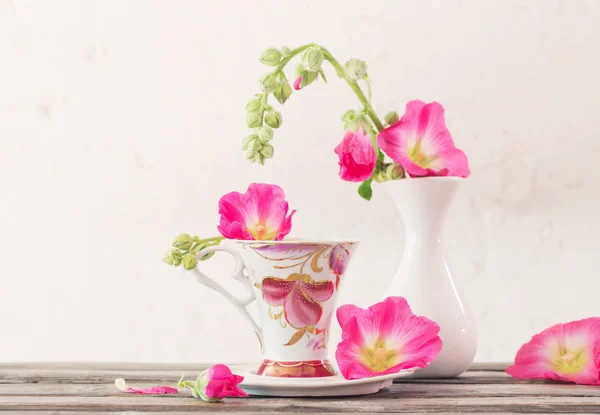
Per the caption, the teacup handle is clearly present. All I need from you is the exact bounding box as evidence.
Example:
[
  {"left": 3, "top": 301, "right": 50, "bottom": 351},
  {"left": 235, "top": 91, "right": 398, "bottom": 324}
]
[{"left": 191, "top": 244, "right": 262, "bottom": 342}]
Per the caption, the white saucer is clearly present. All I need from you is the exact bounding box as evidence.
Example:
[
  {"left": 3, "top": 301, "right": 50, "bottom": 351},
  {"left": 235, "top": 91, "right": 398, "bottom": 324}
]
[{"left": 231, "top": 364, "right": 414, "bottom": 397}]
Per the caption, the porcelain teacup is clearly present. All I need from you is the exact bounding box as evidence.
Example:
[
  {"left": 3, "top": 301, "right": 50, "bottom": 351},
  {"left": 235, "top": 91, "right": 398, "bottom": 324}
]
[{"left": 193, "top": 239, "right": 358, "bottom": 377}]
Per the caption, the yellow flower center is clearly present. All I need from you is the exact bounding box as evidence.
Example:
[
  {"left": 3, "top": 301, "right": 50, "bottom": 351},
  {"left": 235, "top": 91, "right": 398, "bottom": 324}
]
[
  {"left": 248, "top": 223, "right": 278, "bottom": 240},
  {"left": 408, "top": 141, "right": 436, "bottom": 168},
  {"left": 552, "top": 345, "right": 588, "bottom": 375},
  {"left": 360, "top": 338, "right": 399, "bottom": 373}
]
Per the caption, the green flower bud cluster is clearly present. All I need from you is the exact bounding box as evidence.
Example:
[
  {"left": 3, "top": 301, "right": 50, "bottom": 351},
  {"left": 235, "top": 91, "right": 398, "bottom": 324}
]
[
  {"left": 373, "top": 162, "right": 406, "bottom": 183},
  {"left": 344, "top": 58, "right": 367, "bottom": 81},
  {"left": 163, "top": 233, "right": 223, "bottom": 271},
  {"left": 341, "top": 109, "right": 370, "bottom": 132},
  {"left": 245, "top": 46, "right": 300, "bottom": 165},
  {"left": 242, "top": 126, "right": 275, "bottom": 165}
]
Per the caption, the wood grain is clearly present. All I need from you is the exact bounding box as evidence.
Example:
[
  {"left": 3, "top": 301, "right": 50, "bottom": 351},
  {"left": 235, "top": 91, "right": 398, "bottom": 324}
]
[{"left": 0, "top": 363, "right": 598, "bottom": 413}]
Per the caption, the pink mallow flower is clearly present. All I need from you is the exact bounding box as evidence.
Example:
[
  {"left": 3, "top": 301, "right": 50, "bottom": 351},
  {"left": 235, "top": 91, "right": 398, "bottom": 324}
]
[
  {"left": 377, "top": 100, "right": 470, "bottom": 178},
  {"left": 335, "top": 296, "right": 442, "bottom": 380},
  {"left": 218, "top": 183, "right": 296, "bottom": 241},
  {"left": 334, "top": 128, "right": 377, "bottom": 182},
  {"left": 178, "top": 364, "right": 248, "bottom": 401},
  {"left": 506, "top": 318, "right": 600, "bottom": 386}
]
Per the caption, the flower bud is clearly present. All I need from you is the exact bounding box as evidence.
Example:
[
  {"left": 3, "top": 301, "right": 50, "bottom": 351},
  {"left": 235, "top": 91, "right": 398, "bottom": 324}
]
[
  {"left": 384, "top": 110, "right": 399, "bottom": 126},
  {"left": 344, "top": 58, "right": 367, "bottom": 81},
  {"left": 260, "top": 73, "right": 277, "bottom": 93},
  {"left": 259, "top": 48, "right": 282, "bottom": 66},
  {"left": 182, "top": 253, "right": 198, "bottom": 270},
  {"left": 373, "top": 169, "right": 388, "bottom": 183},
  {"left": 173, "top": 233, "right": 193, "bottom": 250},
  {"left": 280, "top": 46, "right": 292, "bottom": 58},
  {"left": 250, "top": 138, "right": 263, "bottom": 152},
  {"left": 387, "top": 163, "right": 405, "bottom": 180},
  {"left": 341, "top": 109, "right": 356, "bottom": 122},
  {"left": 301, "top": 48, "right": 324, "bottom": 72},
  {"left": 264, "top": 111, "right": 282, "bottom": 128},
  {"left": 260, "top": 143, "right": 274, "bottom": 159},
  {"left": 162, "top": 251, "right": 174, "bottom": 265},
  {"left": 245, "top": 98, "right": 261, "bottom": 113},
  {"left": 247, "top": 112, "right": 262, "bottom": 128},
  {"left": 257, "top": 126, "right": 273, "bottom": 143},
  {"left": 273, "top": 81, "right": 292, "bottom": 105},
  {"left": 298, "top": 71, "right": 317, "bottom": 89},
  {"left": 242, "top": 134, "right": 257, "bottom": 150}
]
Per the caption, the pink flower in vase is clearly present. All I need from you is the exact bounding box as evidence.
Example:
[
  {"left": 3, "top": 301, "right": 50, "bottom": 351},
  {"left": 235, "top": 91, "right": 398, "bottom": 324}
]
[
  {"left": 218, "top": 183, "right": 296, "bottom": 241},
  {"left": 506, "top": 318, "right": 600, "bottom": 385},
  {"left": 335, "top": 296, "right": 442, "bottom": 380},
  {"left": 262, "top": 273, "right": 334, "bottom": 329},
  {"left": 377, "top": 100, "right": 470, "bottom": 178},
  {"left": 334, "top": 128, "right": 377, "bottom": 182}
]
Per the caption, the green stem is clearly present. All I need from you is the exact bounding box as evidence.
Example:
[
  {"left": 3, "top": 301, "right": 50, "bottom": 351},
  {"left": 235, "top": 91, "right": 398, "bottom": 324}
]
[
  {"left": 319, "top": 49, "right": 384, "bottom": 133},
  {"left": 272, "top": 44, "right": 385, "bottom": 144},
  {"left": 196, "top": 236, "right": 225, "bottom": 244}
]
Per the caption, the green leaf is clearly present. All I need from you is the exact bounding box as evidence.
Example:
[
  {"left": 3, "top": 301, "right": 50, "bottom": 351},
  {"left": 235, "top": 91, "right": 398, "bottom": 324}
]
[
  {"left": 319, "top": 69, "right": 327, "bottom": 83},
  {"left": 358, "top": 180, "right": 373, "bottom": 201}
]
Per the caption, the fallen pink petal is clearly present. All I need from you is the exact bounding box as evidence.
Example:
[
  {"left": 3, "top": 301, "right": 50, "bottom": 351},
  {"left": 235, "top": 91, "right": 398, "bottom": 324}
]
[
  {"left": 506, "top": 318, "right": 600, "bottom": 386},
  {"left": 114, "top": 378, "right": 178, "bottom": 395},
  {"left": 335, "top": 296, "right": 442, "bottom": 380}
]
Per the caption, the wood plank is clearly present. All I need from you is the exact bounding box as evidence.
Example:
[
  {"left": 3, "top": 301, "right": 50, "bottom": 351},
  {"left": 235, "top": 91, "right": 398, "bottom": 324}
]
[
  {"left": 0, "top": 367, "right": 512, "bottom": 385},
  {"left": 0, "top": 381, "right": 599, "bottom": 399},
  {"left": 0, "top": 395, "right": 600, "bottom": 413}
]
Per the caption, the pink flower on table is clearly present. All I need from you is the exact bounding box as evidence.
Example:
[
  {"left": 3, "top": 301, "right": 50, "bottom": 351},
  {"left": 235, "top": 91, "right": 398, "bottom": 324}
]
[
  {"left": 377, "top": 100, "right": 470, "bottom": 178},
  {"left": 203, "top": 364, "right": 248, "bottom": 399},
  {"left": 293, "top": 76, "right": 303, "bottom": 90},
  {"left": 218, "top": 183, "right": 296, "bottom": 241},
  {"left": 262, "top": 273, "right": 334, "bottom": 329},
  {"left": 335, "top": 296, "right": 442, "bottom": 380},
  {"left": 334, "top": 128, "right": 377, "bottom": 182},
  {"left": 178, "top": 364, "right": 248, "bottom": 401},
  {"left": 506, "top": 318, "right": 600, "bottom": 386}
]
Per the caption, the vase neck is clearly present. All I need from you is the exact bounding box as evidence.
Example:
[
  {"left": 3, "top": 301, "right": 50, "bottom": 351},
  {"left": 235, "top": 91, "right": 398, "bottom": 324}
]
[{"left": 385, "top": 178, "right": 463, "bottom": 239}]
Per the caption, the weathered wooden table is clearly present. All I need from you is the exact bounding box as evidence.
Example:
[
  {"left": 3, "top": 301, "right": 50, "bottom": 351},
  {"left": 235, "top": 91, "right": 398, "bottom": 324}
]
[{"left": 1, "top": 363, "right": 599, "bottom": 413}]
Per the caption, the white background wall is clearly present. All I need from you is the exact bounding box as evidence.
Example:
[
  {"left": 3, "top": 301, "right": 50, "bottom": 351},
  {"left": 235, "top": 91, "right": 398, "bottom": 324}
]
[{"left": 1, "top": 0, "right": 599, "bottom": 364}]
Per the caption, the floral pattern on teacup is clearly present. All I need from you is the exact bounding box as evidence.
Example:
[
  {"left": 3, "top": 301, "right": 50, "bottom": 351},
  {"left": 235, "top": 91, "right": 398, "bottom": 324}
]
[
  {"left": 262, "top": 273, "right": 334, "bottom": 346},
  {"left": 246, "top": 242, "right": 355, "bottom": 349}
]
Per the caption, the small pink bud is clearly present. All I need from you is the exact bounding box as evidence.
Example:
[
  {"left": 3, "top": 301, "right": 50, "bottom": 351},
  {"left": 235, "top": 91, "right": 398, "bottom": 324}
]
[{"left": 293, "top": 76, "right": 302, "bottom": 90}]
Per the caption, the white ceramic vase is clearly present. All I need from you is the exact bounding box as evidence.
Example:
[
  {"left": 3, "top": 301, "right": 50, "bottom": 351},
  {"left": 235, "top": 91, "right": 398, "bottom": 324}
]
[{"left": 385, "top": 177, "right": 477, "bottom": 378}]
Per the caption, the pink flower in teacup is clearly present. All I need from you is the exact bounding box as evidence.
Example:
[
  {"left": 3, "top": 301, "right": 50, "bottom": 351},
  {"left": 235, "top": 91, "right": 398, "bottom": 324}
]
[
  {"left": 217, "top": 183, "right": 296, "bottom": 241},
  {"left": 506, "top": 318, "right": 600, "bottom": 386},
  {"left": 334, "top": 128, "right": 377, "bottom": 182},
  {"left": 377, "top": 100, "right": 470, "bottom": 178},
  {"left": 335, "top": 296, "right": 442, "bottom": 380}
]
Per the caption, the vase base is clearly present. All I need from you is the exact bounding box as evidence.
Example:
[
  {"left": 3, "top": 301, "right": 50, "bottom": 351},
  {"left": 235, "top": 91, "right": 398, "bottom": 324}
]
[{"left": 256, "top": 359, "right": 336, "bottom": 377}]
